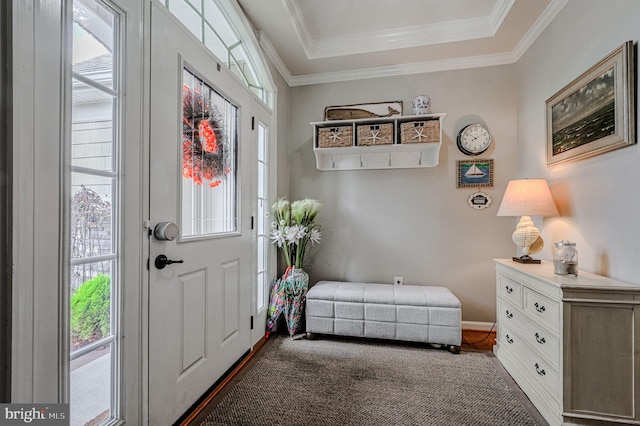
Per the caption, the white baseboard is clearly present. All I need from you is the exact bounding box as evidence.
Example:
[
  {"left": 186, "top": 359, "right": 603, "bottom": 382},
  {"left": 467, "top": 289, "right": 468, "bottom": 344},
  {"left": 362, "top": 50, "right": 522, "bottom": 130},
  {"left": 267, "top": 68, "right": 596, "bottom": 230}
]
[{"left": 462, "top": 321, "right": 495, "bottom": 331}]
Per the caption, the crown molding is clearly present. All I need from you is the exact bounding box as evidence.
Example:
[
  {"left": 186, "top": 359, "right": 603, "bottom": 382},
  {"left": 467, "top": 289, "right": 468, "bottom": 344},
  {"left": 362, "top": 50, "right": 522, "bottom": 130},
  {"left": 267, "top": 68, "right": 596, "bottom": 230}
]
[
  {"left": 263, "top": 0, "right": 568, "bottom": 87},
  {"left": 257, "top": 30, "right": 293, "bottom": 85},
  {"left": 510, "top": 0, "right": 569, "bottom": 61},
  {"left": 489, "top": 0, "right": 515, "bottom": 28},
  {"left": 308, "top": 17, "right": 494, "bottom": 59},
  {"left": 280, "top": 0, "right": 313, "bottom": 58},
  {"left": 287, "top": 52, "right": 518, "bottom": 87},
  {"left": 283, "top": 0, "right": 515, "bottom": 59}
]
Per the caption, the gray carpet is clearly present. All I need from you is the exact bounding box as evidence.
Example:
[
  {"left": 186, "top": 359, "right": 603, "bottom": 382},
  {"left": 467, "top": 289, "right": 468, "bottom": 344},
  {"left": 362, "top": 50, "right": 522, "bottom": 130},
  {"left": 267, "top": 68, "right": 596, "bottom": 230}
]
[{"left": 199, "top": 336, "right": 545, "bottom": 426}]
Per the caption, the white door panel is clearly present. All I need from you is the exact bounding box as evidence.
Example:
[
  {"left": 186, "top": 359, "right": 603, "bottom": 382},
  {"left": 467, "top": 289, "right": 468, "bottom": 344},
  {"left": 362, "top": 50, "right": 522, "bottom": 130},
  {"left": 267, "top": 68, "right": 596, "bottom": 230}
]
[{"left": 149, "top": 5, "right": 252, "bottom": 423}]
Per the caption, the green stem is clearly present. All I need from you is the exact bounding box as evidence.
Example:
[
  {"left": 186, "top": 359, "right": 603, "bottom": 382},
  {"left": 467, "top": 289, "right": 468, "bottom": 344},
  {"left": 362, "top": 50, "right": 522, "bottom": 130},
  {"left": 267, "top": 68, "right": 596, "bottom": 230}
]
[
  {"left": 295, "top": 242, "right": 302, "bottom": 268},
  {"left": 283, "top": 246, "right": 291, "bottom": 267}
]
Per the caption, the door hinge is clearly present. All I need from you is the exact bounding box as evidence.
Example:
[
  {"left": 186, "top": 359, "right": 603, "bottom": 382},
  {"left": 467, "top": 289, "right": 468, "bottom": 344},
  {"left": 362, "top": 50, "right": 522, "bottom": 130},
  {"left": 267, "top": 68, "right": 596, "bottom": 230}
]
[
  {"left": 251, "top": 215, "right": 254, "bottom": 230},
  {"left": 251, "top": 116, "right": 255, "bottom": 130},
  {"left": 146, "top": 258, "right": 149, "bottom": 270},
  {"left": 250, "top": 316, "right": 254, "bottom": 330}
]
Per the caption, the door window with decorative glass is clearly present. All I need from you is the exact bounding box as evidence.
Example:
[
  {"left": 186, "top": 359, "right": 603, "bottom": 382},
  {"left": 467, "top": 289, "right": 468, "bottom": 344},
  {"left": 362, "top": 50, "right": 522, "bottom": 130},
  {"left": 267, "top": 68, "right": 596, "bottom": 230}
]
[{"left": 181, "top": 68, "right": 238, "bottom": 237}]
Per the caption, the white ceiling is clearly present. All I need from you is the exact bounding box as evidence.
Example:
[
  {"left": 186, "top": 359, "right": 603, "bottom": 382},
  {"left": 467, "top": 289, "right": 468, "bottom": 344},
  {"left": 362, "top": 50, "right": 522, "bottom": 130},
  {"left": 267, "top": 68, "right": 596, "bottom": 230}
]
[{"left": 236, "top": 0, "right": 568, "bottom": 86}]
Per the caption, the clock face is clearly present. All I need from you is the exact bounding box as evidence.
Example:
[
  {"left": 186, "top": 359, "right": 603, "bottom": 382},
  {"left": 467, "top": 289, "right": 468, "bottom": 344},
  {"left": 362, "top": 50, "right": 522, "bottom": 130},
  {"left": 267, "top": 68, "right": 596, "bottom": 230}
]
[{"left": 457, "top": 123, "right": 491, "bottom": 155}]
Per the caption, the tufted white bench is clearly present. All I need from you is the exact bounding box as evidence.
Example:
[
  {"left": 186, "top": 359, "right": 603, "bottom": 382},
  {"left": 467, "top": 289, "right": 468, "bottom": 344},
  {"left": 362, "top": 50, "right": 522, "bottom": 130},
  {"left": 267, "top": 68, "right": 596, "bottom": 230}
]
[{"left": 305, "top": 281, "right": 462, "bottom": 353}]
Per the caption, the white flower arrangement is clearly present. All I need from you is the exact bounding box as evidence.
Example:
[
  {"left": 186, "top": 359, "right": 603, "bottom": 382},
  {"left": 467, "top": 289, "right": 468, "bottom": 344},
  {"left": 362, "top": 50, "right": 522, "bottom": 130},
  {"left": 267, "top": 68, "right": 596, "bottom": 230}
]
[{"left": 270, "top": 198, "right": 321, "bottom": 269}]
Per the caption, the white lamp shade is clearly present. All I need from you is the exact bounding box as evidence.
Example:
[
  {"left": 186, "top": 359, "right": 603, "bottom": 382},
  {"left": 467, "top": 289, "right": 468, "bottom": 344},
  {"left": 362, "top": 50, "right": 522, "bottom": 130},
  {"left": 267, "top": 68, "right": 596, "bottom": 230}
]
[{"left": 497, "top": 179, "right": 559, "bottom": 217}]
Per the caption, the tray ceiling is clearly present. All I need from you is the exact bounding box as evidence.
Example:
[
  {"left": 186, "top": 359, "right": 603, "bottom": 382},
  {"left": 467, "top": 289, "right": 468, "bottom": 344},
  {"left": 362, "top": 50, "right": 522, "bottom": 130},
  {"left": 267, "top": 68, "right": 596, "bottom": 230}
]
[{"left": 236, "top": 0, "right": 568, "bottom": 86}]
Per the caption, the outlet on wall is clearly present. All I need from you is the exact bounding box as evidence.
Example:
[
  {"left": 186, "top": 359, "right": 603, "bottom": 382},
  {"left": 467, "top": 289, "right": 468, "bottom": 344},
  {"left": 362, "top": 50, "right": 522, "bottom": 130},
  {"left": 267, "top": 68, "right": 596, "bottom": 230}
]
[{"left": 394, "top": 276, "right": 403, "bottom": 286}]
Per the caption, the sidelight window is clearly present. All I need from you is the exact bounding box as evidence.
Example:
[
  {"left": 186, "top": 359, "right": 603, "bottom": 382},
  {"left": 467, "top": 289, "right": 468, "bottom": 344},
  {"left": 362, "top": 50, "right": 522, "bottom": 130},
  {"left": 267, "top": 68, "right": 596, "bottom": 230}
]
[
  {"left": 70, "top": 0, "right": 121, "bottom": 424},
  {"left": 256, "top": 120, "right": 269, "bottom": 311}
]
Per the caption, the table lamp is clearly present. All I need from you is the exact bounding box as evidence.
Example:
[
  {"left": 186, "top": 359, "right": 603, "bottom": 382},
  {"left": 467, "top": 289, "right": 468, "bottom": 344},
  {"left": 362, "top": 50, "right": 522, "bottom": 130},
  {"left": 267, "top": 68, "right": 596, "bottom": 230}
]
[{"left": 497, "top": 179, "right": 558, "bottom": 264}]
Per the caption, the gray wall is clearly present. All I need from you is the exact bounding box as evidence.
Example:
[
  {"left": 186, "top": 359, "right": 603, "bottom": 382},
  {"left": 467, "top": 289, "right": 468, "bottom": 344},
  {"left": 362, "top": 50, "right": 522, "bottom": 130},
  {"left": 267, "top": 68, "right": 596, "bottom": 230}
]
[
  {"left": 275, "top": 0, "right": 640, "bottom": 323},
  {"left": 515, "top": 0, "right": 640, "bottom": 284},
  {"left": 288, "top": 67, "right": 519, "bottom": 322},
  {"left": 268, "top": 61, "right": 291, "bottom": 200}
]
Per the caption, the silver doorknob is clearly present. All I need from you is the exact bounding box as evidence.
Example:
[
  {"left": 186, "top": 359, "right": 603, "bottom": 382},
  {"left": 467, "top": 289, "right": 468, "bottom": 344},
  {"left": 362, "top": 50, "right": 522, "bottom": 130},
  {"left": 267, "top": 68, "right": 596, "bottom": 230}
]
[
  {"left": 154, "top": 222, "right": 178, "bottom": 241},
  {"left": 155, "top": 254, "right": 184, "bottom": 269}
]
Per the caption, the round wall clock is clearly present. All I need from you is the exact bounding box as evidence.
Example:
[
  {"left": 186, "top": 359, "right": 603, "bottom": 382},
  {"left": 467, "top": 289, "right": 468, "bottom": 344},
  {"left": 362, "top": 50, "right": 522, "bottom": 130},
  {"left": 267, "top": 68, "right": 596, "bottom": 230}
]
[{"left": 456, "top": 123, "right": 492, "bottom": 156}]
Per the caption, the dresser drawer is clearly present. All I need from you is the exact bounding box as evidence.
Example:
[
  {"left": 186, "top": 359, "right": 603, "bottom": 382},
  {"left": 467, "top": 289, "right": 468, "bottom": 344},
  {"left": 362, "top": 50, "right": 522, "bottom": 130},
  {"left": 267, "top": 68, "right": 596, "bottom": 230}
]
[
  {"left": 498, "top": 298, "right": 522, "bottom": 328},
  {"left": 520, "top": 321, "right": 559, "bottom": 368},
  {"left": 498, "top": 297, "right": 560, "bottom": 368},
  {"left": 498, "top": 274, "right": 522, "bottom": 306},
  {"left": 523, "top": 287, "right": 560, "bottom": 331},
  {"left": 499, "top": 322, "right": 521, "bottom": 351},
  {"left": 522, "top": 347, "right": 559, "bottom": 398},
  {"left": 501, "top": 324, "right": 560, "bottom": 399}
]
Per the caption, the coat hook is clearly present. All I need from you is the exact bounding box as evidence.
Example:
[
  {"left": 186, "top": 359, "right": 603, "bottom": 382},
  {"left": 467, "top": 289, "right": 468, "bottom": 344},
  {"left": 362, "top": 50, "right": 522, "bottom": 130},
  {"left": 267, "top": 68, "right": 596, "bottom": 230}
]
[
  {"left": 388, "top": 153, "right": 392, "bottom": 167},
  {"left": 360, "top": 154, "right": 363, "bottom": 168},
  {"left": 331, "top": 156, "right": 335, "bottom": 169},
  {"left": 419, "top": 152, "right": 423, "bottom": 165}
]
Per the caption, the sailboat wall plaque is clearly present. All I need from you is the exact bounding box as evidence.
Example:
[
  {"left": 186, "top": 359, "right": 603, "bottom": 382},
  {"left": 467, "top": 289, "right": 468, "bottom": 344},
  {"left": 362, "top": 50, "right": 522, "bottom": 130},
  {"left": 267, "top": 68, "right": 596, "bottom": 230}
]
[{"left": 457, "top": 159, "right": 494, "bottom": 188}]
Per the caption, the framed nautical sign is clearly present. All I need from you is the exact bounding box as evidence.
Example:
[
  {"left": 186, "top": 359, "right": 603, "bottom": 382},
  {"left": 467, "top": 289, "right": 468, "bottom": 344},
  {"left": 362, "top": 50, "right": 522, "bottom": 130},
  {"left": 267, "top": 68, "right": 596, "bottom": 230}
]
[
  {"left": 457, "top": 159, "right": 494, "bottom": 188},
  {"left": 467, "top": 191, "right": 492, "bottom": 209}
]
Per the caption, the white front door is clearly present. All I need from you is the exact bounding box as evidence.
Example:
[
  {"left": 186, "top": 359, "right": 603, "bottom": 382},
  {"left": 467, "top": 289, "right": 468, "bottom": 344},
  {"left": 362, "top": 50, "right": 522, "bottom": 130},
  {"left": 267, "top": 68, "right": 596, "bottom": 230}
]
[{"left": 148, "top": 6, "right": 253, "bottom": 423}]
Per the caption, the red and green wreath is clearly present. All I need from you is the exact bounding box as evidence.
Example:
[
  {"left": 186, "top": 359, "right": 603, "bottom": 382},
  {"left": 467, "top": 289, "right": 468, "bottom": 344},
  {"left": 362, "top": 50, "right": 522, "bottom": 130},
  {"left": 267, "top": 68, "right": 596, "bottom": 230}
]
[{"left": 182, "top": 85, "right": 230, "bottom": 188}]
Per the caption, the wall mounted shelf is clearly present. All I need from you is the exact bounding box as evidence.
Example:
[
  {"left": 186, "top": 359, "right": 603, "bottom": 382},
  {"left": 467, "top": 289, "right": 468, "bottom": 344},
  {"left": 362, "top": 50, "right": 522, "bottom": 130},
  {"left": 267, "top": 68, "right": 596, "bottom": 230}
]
[{"left": 311, "top": 113, "right": 445, "bottom": 171}]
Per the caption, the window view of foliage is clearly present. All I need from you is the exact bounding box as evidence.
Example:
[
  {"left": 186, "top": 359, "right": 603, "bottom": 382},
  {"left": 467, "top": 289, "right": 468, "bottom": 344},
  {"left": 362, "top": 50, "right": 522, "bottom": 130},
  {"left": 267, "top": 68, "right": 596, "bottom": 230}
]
[
  {"left": 71, "top": 274, "right": 111, "bottom": 346},
  {"left": 70, "top": 185, "right": 112, "bottom": 348},
  {"left": 71, "top": 185, "right": 112, "bottom": 291}
]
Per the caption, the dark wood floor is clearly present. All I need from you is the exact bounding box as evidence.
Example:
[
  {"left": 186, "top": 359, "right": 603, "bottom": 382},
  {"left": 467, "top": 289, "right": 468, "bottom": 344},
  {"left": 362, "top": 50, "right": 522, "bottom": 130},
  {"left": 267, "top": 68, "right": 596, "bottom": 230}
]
[{"left": 461, "top": 327, "right": 496, "bottom": 351}]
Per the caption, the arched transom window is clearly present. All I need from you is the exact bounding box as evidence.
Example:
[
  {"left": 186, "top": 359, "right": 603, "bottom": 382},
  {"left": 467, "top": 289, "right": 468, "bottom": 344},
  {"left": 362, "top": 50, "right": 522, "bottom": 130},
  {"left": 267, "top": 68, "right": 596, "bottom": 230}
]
[{"left": 160, "top": 0, "right": 273, "bottom": 104}]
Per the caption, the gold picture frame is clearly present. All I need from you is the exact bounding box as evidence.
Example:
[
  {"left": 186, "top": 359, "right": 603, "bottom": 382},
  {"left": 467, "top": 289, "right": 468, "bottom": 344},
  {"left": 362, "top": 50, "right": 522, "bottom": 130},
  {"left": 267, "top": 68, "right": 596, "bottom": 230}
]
[{"left": 546, "top": 41, "right": 635, "bottom": 166}]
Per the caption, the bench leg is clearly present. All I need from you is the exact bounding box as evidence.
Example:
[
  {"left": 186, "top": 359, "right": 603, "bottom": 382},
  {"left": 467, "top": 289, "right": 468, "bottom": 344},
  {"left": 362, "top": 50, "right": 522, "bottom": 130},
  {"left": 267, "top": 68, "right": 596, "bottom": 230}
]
[
  {"left": 306, "top": 332, "right": 315, "bottom": 340},
  {"left": 448, "top": 345, "right": 461, "bottom": 354}
]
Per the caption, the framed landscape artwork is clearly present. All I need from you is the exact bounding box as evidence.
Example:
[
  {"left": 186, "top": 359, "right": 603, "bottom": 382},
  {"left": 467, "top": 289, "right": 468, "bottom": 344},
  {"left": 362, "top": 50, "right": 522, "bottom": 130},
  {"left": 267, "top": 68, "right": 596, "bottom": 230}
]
[{"left": 546, "top": 41, "right": 635, "bottom": 166}]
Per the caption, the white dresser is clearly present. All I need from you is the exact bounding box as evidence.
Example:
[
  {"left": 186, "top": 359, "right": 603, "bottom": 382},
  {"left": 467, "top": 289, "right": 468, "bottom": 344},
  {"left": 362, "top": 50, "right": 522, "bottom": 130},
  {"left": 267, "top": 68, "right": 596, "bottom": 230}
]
[{"left": 494, "top": 259, "right": 640, "bottom": 426}]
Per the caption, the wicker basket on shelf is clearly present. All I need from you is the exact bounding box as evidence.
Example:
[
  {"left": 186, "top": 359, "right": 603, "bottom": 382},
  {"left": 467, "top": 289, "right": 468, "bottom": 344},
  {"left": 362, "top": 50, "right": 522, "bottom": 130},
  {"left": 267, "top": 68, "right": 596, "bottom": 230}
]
[
  {"left": 317, "top": 126, "right": 353, "bottom": 148},
  {"left": 356, "top": 122, "right": 393, "bottom": 146},
  {"left": 400, "top": 120, "right": 440, "bottom": 144}
]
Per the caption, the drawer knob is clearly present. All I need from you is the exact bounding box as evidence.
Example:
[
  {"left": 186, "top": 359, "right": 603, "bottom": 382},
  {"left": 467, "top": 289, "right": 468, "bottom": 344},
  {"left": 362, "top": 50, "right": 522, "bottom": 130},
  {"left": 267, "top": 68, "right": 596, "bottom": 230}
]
[
  {"left": 534, "top": 302, "right": 546, "bottom": 313},
  {"left": 505, "top": 310, "right": 513, "bottom": 319},
  {"left": 535, "top": 333, "right": 546, "bottom": 344},
  {"left": 506, "top": 334, "right": 514, "bottom": 344},
  {"left": 535, "top": 363, "right": 546, "bottom": 376},
  {"left": 505, "top": 285, "right": 513, "bottom": 294}
]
